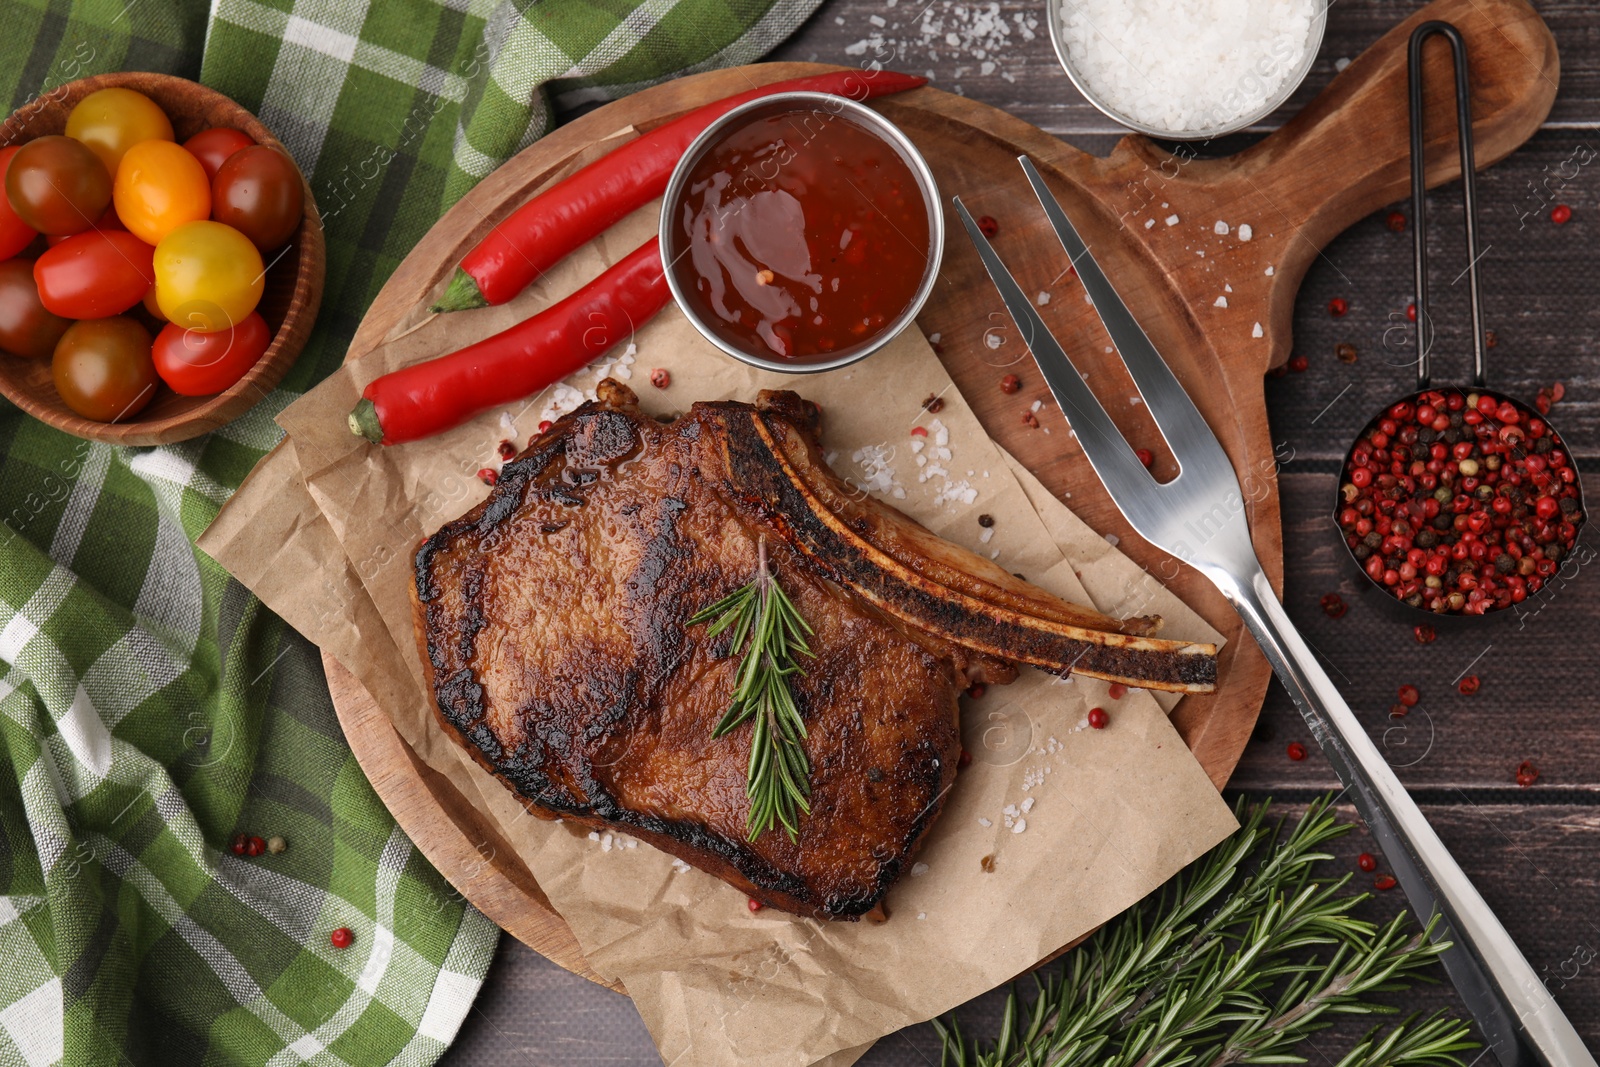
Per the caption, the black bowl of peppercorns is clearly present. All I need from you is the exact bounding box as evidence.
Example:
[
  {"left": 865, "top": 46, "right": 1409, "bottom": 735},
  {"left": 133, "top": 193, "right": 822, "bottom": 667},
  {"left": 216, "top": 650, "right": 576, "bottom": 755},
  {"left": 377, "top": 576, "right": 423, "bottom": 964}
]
[{"left": 1334, "top": 387, "right": 1584, "bottom": 619}]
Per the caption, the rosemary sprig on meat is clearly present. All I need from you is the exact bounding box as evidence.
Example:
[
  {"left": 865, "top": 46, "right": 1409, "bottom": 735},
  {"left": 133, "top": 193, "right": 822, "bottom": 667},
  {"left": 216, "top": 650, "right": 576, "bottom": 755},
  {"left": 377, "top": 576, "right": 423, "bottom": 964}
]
[
  {"left": 934, "top": 796, "right": 1477, "bottom": 1067},
  {"left": 690, "top": 537, "right": 815, "bottom": 842}
]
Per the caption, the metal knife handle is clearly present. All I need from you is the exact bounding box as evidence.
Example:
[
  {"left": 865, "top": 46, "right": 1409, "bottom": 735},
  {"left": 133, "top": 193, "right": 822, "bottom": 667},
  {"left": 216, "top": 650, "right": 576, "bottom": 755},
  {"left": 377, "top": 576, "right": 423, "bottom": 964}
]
[{"left": 1205, "top": 555, "right": 1595, "bottom": 1067}]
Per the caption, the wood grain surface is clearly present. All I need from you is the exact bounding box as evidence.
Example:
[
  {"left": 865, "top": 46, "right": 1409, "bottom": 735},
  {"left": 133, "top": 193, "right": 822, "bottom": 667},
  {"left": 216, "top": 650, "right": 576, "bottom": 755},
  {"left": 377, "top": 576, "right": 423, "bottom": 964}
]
[{"left": 425, "top": 0, "right": 1600, "bottom": 1060}]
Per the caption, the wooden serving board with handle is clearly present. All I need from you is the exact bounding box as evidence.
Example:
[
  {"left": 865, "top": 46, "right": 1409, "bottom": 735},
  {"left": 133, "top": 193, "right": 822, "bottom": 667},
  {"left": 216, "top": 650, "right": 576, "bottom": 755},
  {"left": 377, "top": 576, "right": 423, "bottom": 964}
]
[{"left": 321, "top": 0, "right": 1555, "bottom": 992}]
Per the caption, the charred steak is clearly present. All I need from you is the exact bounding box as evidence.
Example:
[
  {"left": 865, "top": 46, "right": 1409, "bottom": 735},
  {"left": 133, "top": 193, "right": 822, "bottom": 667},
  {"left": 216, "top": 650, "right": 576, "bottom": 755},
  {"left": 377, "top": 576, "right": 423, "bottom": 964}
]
[{"left": 412, "top": 381, "right": 1215, "bottom": 919}]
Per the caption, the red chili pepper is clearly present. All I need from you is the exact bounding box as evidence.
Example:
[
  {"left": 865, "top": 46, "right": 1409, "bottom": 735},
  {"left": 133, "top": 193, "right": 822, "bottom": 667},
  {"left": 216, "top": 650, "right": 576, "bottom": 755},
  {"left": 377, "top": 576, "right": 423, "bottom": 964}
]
[
  {"left": 434, "top": 70, "right": 928, "bottom": 312},
  {"left": 351, "top": 238, "right": 668, "bottom": 445}
]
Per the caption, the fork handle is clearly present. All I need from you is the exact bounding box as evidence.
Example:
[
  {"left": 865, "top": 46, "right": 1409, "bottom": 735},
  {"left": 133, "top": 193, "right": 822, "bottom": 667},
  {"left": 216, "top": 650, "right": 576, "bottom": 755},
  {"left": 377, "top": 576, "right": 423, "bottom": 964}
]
[{"left": 1210, "top": 559, "right": 1594, "bottom": 1067}]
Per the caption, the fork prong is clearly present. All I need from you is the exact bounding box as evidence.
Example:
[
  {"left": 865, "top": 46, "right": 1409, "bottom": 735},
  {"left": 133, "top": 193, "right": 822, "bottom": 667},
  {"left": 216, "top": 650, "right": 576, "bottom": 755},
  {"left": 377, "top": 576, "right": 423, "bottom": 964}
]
[
  {"left": 952, "top": 196, "right": 1154, "bottom": 503},
  {"left": 1017, "top": 157, "right": 1234, "bottom": 477}
]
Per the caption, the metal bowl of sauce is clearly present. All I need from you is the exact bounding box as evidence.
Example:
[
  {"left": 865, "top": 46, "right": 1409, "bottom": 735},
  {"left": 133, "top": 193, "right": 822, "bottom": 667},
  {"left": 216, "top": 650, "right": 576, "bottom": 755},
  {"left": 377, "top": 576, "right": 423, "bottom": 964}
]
[{"left": 660, "top": 91, "right": 942, "bottom": 373}]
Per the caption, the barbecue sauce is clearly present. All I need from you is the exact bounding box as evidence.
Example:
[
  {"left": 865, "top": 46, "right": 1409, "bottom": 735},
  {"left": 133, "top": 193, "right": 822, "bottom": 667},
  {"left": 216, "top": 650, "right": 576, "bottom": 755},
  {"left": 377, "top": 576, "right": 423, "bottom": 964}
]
[{"left": 672, "top": 107, "right": 930, "bottom": 363}]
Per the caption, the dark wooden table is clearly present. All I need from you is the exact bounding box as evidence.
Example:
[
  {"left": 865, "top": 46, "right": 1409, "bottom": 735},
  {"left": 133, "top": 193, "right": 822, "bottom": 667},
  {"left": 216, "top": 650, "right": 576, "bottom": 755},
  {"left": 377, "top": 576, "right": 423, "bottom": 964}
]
[{"left": 441, "top": 1, "right": 1600, "bottom": 1061}]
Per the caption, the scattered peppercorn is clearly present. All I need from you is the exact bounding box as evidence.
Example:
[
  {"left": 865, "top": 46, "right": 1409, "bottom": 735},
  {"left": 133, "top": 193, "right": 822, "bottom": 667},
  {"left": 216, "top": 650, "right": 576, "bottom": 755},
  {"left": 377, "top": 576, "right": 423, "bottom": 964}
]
[
  {"left": 967, "top": 683, "right": 987, "bottom": 699},
  {"left": 1374, "top": 874, "right": 1398, "bottom": 891},
  {"left": 1021, "top": 409, "right": 1039, "bottom": 428},
  {"left": 1087, "top": 706, "right": 1109, "bottom": 729},
  {"left": 1335, "top": 342, "right": 1358, "bottom": 363},
  {"left": 957, "top": 748, "right": 972, "bottom": 770},
  {"left": 980, "top": 854, "right": 996, "bottom": 872},
  {"left": 1000, "top": 373, "right": 1022, "bottom": 394},
  {"left": 1287, "top": 741, "right": 1308, "bottom": 761},
  {"left": 1551, "top": 204, "right": 1572, "bottom": 225},
  {"left": 1357, "top": 852, "right": 1377, "bottom": 872},
  {"left": 1398, "top": 684, "right": 1420, "bottom": 707},
  {"left": 1516, "top": 759, "right": 1541, "bottom": 787},
  {"left": 537, "top": 419, "right": 552, "bottom": 434},
  {"left": 230, "top": 833, "right": 248, "bottom": 856},
  {"left": 1406, "top": 303, "right": 1417, "bottom": 322},
  {"left": 748, "top": 897, "right": 763, "bottom": 913},
  {"left": 977, "top": 513, "right": 994, "bottom": 527},
  {"left": 1108, "top": 683, "right": 1128, "bottom": 699},
  {"left": 1389, "top": 703, "right": 1408, "bottom": 718},
  {"left": 1458, "top": 674, "right": 1481, "bottom": 695},
  {"left": 1386, "top": 211, "right": 1407, "bottom": 232},
  {"left": 977, "top": 215, "right": 999, "bottom": 239},
  {"left": 1320, "top": 593, "right": 1347, "bottom": 618},
  {"left": 1413, "top": 624, "right": 1436, "bottom": 644},
  {"left": 477, "top": 467, "right": 497, "bottom": 486},
  {"left": 922, "top": 394, "right": 945, "bottom": 414},
  {"left": 1136, "top": 447, "right": 1154, "bottom": 468},
  {"left": 267, "top": 835, "right": 287, "bottom": 854},
  {"left": 910, "top": 425, "right": 928, "bottom": 437},
  {"left": 1484, "top": 329, "right": 1497, "bottom": 348},
  {"left": 330, "top": 927, "right": 354, "bottom": 949},
  {"left": 1288, "top": 354, "right": 1309, "bottom": 373},
  {"left": 497, "top": 440, "right": 516, "bottom": 460},
  {"left": 650, "top": 367, "right": 671, "bottom": 389},
  {"left": 1329, "top": 296, "right": 1349, "bottom": 317},
  {"left": 246, "top": 836, "right": 266, "bottom": 857}
]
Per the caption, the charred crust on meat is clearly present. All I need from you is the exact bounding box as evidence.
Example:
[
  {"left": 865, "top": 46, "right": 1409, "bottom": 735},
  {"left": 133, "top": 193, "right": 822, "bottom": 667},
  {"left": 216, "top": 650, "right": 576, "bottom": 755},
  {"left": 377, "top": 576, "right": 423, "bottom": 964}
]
[{"left": 411, "top": 384, "right": 1216, "bottom": 921}]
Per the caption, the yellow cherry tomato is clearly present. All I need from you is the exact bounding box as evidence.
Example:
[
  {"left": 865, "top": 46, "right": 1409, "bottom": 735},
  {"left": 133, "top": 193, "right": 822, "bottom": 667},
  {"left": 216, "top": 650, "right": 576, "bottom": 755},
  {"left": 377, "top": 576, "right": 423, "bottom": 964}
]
[
  {"left": 65, "top": 88, "right": 174, "bottom": 177},
  {"left": 114, "top": 140, "right": 210, "bottom": 245},
  {"left": 141, "top": 283, "right": 165, "bottom": 322},
  {"left": 153, "top": 221, "right": 263, "bottom": 332}
]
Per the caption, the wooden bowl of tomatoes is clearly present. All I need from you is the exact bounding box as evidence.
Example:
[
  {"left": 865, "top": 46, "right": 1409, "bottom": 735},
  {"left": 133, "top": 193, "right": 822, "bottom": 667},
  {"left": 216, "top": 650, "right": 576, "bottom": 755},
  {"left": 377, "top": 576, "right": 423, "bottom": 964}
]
[{"left": 0, "top": 71, "right": 324, "bottom": 445}]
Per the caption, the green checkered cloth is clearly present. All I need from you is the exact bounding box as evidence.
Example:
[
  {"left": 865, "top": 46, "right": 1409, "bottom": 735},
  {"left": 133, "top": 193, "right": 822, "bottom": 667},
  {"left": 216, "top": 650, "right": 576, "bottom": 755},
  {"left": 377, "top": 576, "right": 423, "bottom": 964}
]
[{"left": 0, "top": 0, "right": 820, "bottom": 1063}]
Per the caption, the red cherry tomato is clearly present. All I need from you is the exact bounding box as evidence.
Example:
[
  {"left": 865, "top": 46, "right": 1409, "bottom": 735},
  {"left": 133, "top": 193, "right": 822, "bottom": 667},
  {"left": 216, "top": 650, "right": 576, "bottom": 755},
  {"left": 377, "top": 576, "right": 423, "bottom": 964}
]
[
  {"left": 212, "top": 145, "right": 303, "bottom": 251},
  {"left": 0, "top": 148, "right": 37, "bottom": 259},
  {"left": 183, "top": 127, "right": 254, "bottom": 183},
  {"left": 51, "top": 316, "right": 157, "bottom": 422},
  {"left": 34, "top": 230, "right": 155, "bottom": 318},
  {"left": 5, "top": 136, "right": 112, "bottom": 235},
  {"left": 152, "top": 311, "right": 269, "bottom": 395},
  {"left": 0, "top": 259, "right": 70, "bottom": 358}
]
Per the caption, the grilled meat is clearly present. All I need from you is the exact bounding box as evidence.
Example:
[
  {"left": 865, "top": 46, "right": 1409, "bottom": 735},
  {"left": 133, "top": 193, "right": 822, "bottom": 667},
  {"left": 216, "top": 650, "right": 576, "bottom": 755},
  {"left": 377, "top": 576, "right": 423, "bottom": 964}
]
[{"left": 412, "top": 380, "right": 1215, "bottom": 919}]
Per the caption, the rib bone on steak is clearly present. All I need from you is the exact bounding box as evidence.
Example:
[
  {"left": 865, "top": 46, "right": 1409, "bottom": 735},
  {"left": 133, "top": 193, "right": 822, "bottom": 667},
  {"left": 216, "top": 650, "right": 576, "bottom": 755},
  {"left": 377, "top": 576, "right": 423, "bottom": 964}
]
[{"left": 412, "top": 380, "right": 1215, "bottom": 919}]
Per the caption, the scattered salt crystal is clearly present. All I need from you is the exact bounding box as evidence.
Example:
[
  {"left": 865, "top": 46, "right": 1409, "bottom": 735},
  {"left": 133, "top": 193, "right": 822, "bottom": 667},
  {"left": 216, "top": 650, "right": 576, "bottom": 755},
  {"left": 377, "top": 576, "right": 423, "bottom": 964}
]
[
  {"left": 1265, "top": 265, "right": 1274, "bottom": 275},
  {"left": 934, "top": 421, "right": 949, "bottom": 447},
  {"left": 834, "top": 14, "right": 844, "bottom": 23},
  {"left": 1224, "top": 283, "right": 1233, "bottom": 292},
  {"left": 1021, "top": 797, "right": 1035, "bottom": 814},
  {"left": 986, "top": 333, "right": 1002, "bottom": 349},
  {"left": 1238, "top": 223, "right": 1253, "bottom": 241},
  {"left": 911, "top": 862, "right": 930, "bottom": 877},
  {"left": 1165, "top": 214, "right": 1180, "bottom": 226},
  {"left": 1012, "top": 818, "right": 1027, "bottom": 834},
  {"left": 1213, "top": 220, "right": 1229, "bottom": 235},
  {"left": 1036, "top": 290, "right": 1050, "bottom": 306},
  {"left": 671, "top": 858, "right": 692, "bottom": 873},
  {"left": 1105, "top": 533, "right": 1120, "bottom": 546},
  {"left": 910, "top": 438, "right": 924, "bottom": 453},
  {"left": 1144, "top": 218, "right": 1155, "bottom": 229},
  {"left": 1030, "top": 399, "right": 1043, "bottom": 412},
  {"left": 978, "top": 817, "right": 993, "bottom": 827},
  {"left": 1214, "top": 296, "right": 1228, "bottom": 308},
  {"left": 990, "top": 548, "right": 1000, "bottom": 559},
  {"left": 979, "top": 527, "right": 994, "bottom": 544},
  {"left": 498, "top": 411, "right": 517, "bottom": 437},
  {"left": 601, "top": 833, "right": 614, "bottom": 852},
  {"left": 1335, "top": 56, "right": 1351, "bottom": 72},
  {"left": 624, "top": 839, "right": 637, "bottom": 848},
  {"left": 1003, "top": 804, "right": 1018, "bottom": 817},
  {"left": 870, "top": 13, "right": 886, "bottom": 25},
  {"left": 917, "top": 912, "right": 927, "bottom": 920},
  {"left": 928, "top": 332, "right": 942, "bottom": 344},
  {"left": 588, "top": 831, "right": 600, "bottom": 842},
  {"left": 1252, "top": 321, "right": 1264, "bottom": 338},
  {"left": 840, "top": 228, "right": 854, "bottom": 250}
]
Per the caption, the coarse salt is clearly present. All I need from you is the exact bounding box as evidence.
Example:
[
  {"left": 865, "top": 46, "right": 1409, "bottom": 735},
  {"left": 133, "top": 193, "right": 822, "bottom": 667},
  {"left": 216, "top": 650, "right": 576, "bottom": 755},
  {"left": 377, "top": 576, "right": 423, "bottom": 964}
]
[
  {"left": 1036, "top": 290, "right": 1051, "bottom": 306},
  {"left": 1238, "top": 223, "right": 1253, "bottom": 241},
  {"left": 1252, "top": 321, "right": 1264, "bottom": 338},
  {"left": 978, "top": 816, "right": 993, "bottom": 827},
  {"left": 911, "top": 862, "right": 930, "bottom": 877},
  {"left": 1058, "top": 0, "right": 1318, "bottom": 133},
  {"left": 1213, "top": 220, "right": 1229, "bottom": 235},
  {"left": 1144, "top": 217, "right": 1155, "bottom": 229},
  {"left": 1265, "top": 265, "right": 1275, "bottom": 275},
  {"left": 1165, "top": 214, "right": 1180, "bottom": 226},
  {"left": 1214, "top": 295, "right": 1228, "bottom": 308}
]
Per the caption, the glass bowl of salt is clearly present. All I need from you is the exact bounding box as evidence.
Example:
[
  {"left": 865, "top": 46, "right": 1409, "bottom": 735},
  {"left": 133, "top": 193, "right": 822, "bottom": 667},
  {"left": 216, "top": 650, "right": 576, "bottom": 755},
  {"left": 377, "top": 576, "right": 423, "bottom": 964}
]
[{"left": 1048, "top": 0, "right": 1327, "bottom": 139}]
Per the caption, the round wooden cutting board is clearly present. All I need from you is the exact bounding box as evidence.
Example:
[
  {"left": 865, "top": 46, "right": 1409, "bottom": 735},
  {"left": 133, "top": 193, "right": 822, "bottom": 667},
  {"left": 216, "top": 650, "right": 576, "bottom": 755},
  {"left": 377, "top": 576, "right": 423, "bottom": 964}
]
[{"left": 323, "top": 0, "right": 1555, "bottom": 990}]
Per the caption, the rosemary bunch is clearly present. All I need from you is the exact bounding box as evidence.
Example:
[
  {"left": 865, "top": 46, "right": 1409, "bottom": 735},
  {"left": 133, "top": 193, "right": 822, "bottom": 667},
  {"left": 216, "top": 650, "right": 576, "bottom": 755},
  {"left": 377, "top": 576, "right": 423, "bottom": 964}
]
[
  {"left": 690, "top": 537, "right": 815, "bottom": 842},
  {"left": 934, "top": 797, "right": 1477, "bottom": 1067}
]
